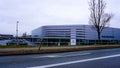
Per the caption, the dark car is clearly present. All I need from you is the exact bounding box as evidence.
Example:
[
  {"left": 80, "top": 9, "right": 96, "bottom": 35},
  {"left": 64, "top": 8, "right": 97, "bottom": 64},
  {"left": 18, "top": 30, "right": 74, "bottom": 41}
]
[{"left": 7, "top": 39, "right": 28, "bottom": 45}]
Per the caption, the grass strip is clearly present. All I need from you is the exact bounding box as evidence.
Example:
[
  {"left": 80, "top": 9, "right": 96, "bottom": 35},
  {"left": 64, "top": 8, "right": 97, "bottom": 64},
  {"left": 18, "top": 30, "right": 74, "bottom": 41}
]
[{"left": 0, "top": 45, "right": 120, "bottom": 56}]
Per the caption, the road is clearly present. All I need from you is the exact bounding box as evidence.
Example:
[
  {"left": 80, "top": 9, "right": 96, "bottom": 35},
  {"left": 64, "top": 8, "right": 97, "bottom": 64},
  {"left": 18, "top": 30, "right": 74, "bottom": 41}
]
[{"left": 0, "top": 48, "right": 120, "bottom": 68}]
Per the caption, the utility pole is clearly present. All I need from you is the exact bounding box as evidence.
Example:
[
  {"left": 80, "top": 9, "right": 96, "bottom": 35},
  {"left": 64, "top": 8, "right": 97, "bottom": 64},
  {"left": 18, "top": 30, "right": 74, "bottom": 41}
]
[{"left": 16, "top": 21, "right": 19, "bottom": 47}]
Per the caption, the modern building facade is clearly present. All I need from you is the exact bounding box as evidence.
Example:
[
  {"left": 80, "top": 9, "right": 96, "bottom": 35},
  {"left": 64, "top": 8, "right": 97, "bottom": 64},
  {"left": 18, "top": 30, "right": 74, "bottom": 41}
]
[{"left": 32, "top": 25, "right": 120, "bottom": 45}]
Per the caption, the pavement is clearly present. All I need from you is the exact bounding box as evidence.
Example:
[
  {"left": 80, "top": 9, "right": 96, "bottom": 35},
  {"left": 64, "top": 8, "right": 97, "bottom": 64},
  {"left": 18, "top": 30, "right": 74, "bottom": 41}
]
[{"left": 0, "top": 48, "right": 120, "bottom": 68}]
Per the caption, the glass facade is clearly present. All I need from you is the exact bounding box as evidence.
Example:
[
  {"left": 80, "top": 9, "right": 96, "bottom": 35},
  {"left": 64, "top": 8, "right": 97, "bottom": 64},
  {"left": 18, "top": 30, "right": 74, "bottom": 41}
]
[{"left": 32, "top": 25, "right": 120, "bottom": 46}]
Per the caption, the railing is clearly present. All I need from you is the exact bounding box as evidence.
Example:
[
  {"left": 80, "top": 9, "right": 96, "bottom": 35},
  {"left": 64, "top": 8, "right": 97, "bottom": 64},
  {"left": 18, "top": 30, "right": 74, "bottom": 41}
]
[{"left": 35, "top": 40, "right": 120, "bottom": 46}]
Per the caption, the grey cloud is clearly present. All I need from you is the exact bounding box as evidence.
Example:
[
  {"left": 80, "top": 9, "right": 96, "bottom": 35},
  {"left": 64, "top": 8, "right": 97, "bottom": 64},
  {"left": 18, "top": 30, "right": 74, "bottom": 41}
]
[{"left": 0, "top": 0, "right": 119, "bottom": 35}]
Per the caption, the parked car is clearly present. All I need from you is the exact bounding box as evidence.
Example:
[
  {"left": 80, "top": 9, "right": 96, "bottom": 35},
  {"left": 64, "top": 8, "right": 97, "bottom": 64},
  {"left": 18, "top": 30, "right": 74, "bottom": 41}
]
[{"left": 7, "top": 39, "right": 28, "bottom": 45}]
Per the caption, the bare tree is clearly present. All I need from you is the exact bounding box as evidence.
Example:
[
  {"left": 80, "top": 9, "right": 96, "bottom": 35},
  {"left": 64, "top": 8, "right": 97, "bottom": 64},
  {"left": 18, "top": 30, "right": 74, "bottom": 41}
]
[
  {"left": 89, "top": 0, "right": 113, "bottom": 40},
  {"left": 22, "top": 32, "right": 27, "bottom": 38},
  {"left": 38, "top": 38, "right": 43, "bottom": 51}
]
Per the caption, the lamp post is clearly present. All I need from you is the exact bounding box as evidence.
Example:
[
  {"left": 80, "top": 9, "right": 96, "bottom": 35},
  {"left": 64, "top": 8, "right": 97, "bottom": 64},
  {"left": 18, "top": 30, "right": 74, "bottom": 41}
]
[{"left": 16, "top": 21, "right": 19, "bottom": 46}]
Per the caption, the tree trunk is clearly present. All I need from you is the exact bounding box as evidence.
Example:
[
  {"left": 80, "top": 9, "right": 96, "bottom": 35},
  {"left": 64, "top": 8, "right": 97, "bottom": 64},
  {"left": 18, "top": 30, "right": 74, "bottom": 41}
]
[
  {"left": 97, "top": 31, "right": 101, "bottom": 44},
  {"left": 38, "top": 42, "right": 42, "bottom": 51},
  {"left": 98, "top": 32, "right": 101, "bottom": 40},
  {"left": 38, "top": 39, "right": 42, "bottom": 51}
]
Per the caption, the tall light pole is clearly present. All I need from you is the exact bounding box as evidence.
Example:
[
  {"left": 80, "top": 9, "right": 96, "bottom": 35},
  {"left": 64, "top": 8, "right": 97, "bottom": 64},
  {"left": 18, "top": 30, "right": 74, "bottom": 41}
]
[{"left": 16, "top": 21, "right": 19, "bottom": 46}]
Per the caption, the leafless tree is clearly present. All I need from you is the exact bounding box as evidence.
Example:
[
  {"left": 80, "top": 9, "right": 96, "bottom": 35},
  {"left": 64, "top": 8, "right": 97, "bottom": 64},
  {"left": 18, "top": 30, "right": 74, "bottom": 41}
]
[
  {"left": 22, "top": 32, "right": 27, "bottom": 38},
  {"left": 38, "top": 39, "right": 43, "bottom": 51},
  {"left": 89, "top": 0, "right": 113, "bottom": 40}
]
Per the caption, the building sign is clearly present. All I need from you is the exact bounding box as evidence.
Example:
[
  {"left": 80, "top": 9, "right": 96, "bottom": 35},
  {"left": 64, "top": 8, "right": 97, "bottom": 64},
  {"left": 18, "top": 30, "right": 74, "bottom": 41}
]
[{"left": 70, "top": 39, "right": 76, "bottom": 45}]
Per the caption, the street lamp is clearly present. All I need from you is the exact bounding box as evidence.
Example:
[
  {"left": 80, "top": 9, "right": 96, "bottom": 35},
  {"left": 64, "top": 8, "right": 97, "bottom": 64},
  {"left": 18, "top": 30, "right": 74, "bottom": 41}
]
[{"left": 16, "top": 21, "right": 19, "bottom": 46}]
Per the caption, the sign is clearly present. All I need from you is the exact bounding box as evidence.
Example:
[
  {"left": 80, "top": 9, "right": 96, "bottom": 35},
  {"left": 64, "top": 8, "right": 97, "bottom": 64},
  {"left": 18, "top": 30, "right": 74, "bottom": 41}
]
[{"left": 70, "top": 39, "right": 76, "bottom": 45}]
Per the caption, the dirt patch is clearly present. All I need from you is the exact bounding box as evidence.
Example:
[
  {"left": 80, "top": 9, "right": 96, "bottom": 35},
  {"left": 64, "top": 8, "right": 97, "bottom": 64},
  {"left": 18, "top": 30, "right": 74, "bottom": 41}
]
[{"left": 0, "top": 45, "right": 120, "bottom": 56}]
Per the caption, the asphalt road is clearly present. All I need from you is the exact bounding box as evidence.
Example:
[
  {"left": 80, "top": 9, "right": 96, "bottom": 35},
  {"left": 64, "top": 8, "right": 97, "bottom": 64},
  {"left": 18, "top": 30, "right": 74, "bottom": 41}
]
[{"left": 0, "top": 48, "right": 120, "bottom": 68}]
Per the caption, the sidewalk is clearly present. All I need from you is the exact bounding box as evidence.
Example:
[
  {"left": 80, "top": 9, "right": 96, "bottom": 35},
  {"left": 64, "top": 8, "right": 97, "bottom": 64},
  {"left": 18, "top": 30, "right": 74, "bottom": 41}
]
[{"left": 0, "top": 45, "right": 120, "bottom": 56}]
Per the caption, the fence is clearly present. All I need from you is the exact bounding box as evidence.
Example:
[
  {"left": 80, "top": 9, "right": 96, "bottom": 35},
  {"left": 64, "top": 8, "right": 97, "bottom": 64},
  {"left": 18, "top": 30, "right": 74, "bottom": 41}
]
[{"left": 34, "top": 39, "right": 120, "bottom": 46}]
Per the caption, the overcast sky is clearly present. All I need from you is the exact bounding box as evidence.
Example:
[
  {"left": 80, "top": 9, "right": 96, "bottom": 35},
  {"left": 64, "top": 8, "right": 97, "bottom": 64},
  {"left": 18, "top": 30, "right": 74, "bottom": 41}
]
[{"left": 0, "top": 0, "right": 120, "bottom": 36}]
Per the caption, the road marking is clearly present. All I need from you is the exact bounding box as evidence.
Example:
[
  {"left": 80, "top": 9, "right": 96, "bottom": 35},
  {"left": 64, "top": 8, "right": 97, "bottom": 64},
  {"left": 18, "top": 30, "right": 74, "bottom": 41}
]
[
  {"left": 28, "top": 54, "right": 120, "bottom": 68},
  {"left": 59, "top": 53, "right": 91, "bottom": 57},
  {"left": 32, "top": 53, "right": 91, "bottom": 58}
]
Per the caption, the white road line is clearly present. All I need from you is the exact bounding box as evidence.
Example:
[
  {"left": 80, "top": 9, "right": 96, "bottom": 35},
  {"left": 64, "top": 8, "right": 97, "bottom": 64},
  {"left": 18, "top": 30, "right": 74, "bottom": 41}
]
[
  {"left": 59, "top": 53, "right": 91, "bottom": 57},
  {"left": 28, "top": 54, "right": 120, "bottom": 68},
  {"left": 32, "top": 53, "right": 91, "bottom": 58}
]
